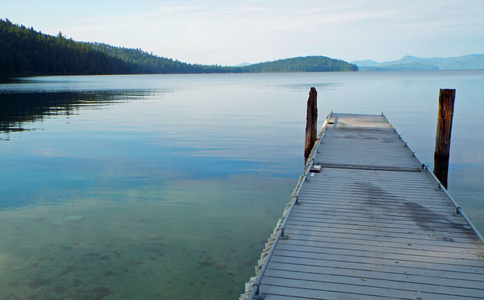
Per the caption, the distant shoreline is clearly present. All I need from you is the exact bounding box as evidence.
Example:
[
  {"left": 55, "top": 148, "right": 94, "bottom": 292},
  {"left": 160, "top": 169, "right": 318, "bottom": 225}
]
[
  {"left": 6, "top": 69, "right": 484, "bottom": 82},
  {"left": 1, "top": 19, "right": 356, "bottom": 78}
]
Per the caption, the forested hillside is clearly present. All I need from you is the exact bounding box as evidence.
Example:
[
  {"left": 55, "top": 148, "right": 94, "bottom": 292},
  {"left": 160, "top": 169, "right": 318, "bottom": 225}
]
[
  {"left": 0, "top": 19, "right": 131, "bottom": 76},
  {"left": 87, "top": 43, "right": 239, "bottom": 74},
  {"left": 242, "top": 56, "right": 358, "bottom": 72},
  {"left": 0, "top": 19, "right": 236, "bottom": 76},
  {"left": 0, "top": 19, "right": 357, "bottom": 77}
]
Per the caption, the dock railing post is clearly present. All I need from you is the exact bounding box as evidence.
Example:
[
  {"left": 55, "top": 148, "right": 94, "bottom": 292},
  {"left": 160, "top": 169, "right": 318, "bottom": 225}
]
[
  {"left": 433, "top": 89, "right": 455, "bottom": 189},
  {"left": 304, "top": 87, "right": 318, "bottom": 162}
]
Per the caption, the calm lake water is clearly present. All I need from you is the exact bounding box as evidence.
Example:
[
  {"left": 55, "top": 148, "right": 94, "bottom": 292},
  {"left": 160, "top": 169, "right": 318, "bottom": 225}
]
[{"left": 1, "top": 71, "right": 483, "bottom": 299}]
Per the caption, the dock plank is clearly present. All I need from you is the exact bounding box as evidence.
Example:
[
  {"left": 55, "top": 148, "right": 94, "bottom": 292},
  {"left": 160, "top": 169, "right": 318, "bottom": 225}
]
[{"left": 244, "top": 113, "right": 484, "bottom": 300}]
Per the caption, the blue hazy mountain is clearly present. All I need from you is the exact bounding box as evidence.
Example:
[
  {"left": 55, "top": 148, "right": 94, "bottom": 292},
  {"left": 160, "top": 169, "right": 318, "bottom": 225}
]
[{"left": 353, "top": 54, "right": 484, "bottom": 71}]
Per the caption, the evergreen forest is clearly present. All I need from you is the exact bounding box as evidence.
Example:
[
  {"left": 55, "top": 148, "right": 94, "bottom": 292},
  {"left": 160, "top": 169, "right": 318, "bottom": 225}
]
[
  {"left": 0, "top": 19, "right": 357, "bottom": 77},
  {"left": 241, "top": 56, "right": 358, "bottom": 72}
]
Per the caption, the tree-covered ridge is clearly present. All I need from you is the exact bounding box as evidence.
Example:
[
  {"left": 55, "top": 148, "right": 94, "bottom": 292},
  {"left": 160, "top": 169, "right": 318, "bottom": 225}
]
[
  {"left": 0, "top": 19, "right": 130, "bottom": 76},
  {"left": 0, "top": 19, "right": 236, "bottom": 76},
  {"left": 242, "top": 56, "right": 358, "bottom": 72},
  {"left": 87, "top": 43, "right": 239, "bottom": 74},
  {"left": 0, "top": 19, "right": 357, "bottom": 77}
]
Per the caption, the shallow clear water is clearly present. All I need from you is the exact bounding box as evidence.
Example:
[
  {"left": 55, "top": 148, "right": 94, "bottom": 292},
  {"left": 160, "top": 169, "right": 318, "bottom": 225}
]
[{"left": 0, "top": 71, "right": 483, "bottom": 299}]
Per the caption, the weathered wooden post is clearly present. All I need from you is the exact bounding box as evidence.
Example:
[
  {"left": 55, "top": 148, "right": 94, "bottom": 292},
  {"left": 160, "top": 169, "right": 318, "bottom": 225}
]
[
  {"left": 433, "top": 89, "right": 456, "bottom": 189},
  {"left": 304, "top": 87, "right": 318, "bottom": 162}
]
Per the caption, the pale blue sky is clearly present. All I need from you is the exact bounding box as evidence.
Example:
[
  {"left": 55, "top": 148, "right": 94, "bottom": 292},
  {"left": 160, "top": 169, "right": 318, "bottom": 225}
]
[{"left": 2, "top": 0, "right": 484, "bottom": 65}]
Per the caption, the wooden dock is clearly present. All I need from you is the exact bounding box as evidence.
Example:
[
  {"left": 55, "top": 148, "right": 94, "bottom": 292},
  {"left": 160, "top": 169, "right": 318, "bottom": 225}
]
[{"left": 242, "top": 113, "right": 484, "bottom": 300}]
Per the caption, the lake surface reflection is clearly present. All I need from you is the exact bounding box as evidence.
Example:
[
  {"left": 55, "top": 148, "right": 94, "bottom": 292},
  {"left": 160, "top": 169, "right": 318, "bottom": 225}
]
[{"left": 0, "top": 71, "right": 483, "bottom": 299}]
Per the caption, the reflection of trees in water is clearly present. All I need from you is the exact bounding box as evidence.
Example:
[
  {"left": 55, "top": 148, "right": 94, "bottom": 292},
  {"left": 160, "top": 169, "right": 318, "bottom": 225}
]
[{"left": 0, "top": 90, "right": 147, "bottom": 135}]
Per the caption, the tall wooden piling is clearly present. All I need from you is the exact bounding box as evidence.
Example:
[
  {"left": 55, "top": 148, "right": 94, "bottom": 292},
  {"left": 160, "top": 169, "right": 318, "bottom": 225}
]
[
  {"left": 433, "top": 89, "right": 456, "bottom": 189},
  {"left": 304, "top": 87, "right": 318, "bottom": 162}
]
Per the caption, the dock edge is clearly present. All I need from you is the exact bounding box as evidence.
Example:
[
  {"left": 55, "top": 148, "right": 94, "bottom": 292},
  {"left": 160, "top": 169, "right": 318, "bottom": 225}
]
[{"left": 239, "top": 112, "right": 333, "bottom": 300}]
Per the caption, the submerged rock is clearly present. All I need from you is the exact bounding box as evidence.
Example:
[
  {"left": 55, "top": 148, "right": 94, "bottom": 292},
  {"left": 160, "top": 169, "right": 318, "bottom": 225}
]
[{"left": 64, "top": 216, "right": 83, "bottom": 222}]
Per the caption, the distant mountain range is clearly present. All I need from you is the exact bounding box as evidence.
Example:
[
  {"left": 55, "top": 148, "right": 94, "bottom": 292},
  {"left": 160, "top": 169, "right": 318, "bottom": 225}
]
[{"left": 353, "top": 54, "right": 484, "bottom": 71}]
